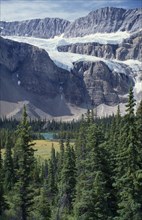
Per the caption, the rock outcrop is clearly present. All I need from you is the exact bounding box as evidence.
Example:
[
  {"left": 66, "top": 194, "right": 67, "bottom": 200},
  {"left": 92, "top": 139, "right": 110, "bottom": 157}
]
[
  {"left": 0, "top": 37, "right": 86, "bottom": 105},
  {"left": 64, "top": 7, "right": 142, "bottom": 37},
  {"left": 58, "top": 42, "right": 118, "bottom": 59},
  {"left": 0, "top": 37, "right": 135, "bottom": 118},
  {"left": 0, "top": 18, "right": 70, "bottom": 38},
  {"left": 58, "top": 30, "right": 142, "bottom": 61},
  {"left": 72, "top": 61, "right": 134, "bottom": 106},
  {"left": 1, "top": 7, "right": 141, "bottom": 40}
]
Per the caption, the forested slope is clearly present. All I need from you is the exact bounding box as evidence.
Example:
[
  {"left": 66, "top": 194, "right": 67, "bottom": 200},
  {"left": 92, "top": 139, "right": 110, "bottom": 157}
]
[{"left": 0, "top": 88, "right": 142, "bottom": 220}]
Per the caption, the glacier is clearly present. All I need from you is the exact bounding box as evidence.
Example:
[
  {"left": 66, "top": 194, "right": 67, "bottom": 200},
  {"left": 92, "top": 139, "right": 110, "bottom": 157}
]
[
  {"left": 3, "top": 32, "right": 142, "bottom": 101},
  {"left": 3, "top": 32, "right": 133, "bottom": 72}
]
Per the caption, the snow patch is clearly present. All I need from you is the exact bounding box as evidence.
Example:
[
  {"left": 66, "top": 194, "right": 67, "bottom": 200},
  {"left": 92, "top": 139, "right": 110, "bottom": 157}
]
[
  {"left": 3, "top": 35, "right": 142, "bottom": 99},
  {"left": 18, "top": 80, "right": 21, "bottom": 86},
  {"left": 135, "top": 79, "right": 142, "bottom": 94},
  {"left": 61, "top": 31, "right": 130, "bottom": 45},
  {"left": 3, "top": 32, "right": 130, "bottom": 70}
]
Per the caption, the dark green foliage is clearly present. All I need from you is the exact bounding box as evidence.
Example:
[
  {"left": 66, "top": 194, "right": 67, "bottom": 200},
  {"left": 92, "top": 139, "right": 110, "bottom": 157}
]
[
  {"left": 33, "top": 187, "right": 51, "bottom": 220},
  {"left": 114, "top": 88, "right": 142, "bottom": 220},
  {"left": 0, "top": 144, "right": 8, "bottom": 216},
  {"left": 3, "top": 133, "right": 14, "bottom": 191},
  {"left": 57, "top": 138, "right": 76, "bottom": 219},
  {"left": 13, "top": 106, "right": 36, "bottom": 220},
  {"left": 47, "top": 145, "right": 58, "bottom": 206},
  {"left": 1, "top": 89, "right": 141, "bottom": 220},
  {"left": 136, "top": 100, "right": 142, "bottom": 147},
  {"left": 57, "top": 139, "right": 65, "bottom": 182},
  {"left": 74, "top": 124, "right": 111, "bottom": 220},
  {"left": 47, "top": 158, "right": 57, "bottom": 201}
]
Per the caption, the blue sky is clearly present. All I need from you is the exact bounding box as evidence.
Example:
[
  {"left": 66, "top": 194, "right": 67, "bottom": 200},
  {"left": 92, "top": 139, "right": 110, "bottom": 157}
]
[{"left": 1, "top": 0, "right": 142, "bottom": 21}]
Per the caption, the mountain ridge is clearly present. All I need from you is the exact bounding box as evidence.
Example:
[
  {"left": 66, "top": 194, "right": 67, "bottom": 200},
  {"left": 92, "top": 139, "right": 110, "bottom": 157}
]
[
  {"left": 64, "top": 7, "right": 142, "bottom": 37},
  {"left": 0, "top": 7, "right": 142, "bottom": 119},
  {"left": 0, "top": 7, "right": 141, "bottom": 39},
  {"left": 0, "top": 17, "right": 70, "bottom": 39},
  {"left": 57, "top": 30, "right": 142, "bottom": 61},
  {"left": 0, "top": 36, "right": 139, "bottom": 119}
]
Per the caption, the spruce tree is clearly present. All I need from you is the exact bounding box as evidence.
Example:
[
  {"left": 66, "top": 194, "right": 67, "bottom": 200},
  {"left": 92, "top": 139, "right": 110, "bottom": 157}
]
[
  {"left": 57, "top": 139, "right": 64, "bottom": 183},
  {"left": 74, "top": 124, "right": 111, "bottom": 219},
  {"left": 47, "top": 145, "right": 57, "bottom": 205},
  {"left": 73, "top": 118, "right": 87, "bottom": 217},
  {"left": 47, "top": 158, "right": 57, "bottom": 203},
  {"left": 3, "top": 132, "right": 14, "bottom": 191},
  {"left": 59, "top": 139, "right": 64, "bottom": 169},
  {"left": 0, "top": 144, "right": 7, "bottom": 216},
  {"left": 57, "top": 138, "right": 76, "bottom": 218},
  {"left": 103, "top": 105, "right": 122, "bottom": 217},
  {"left": 136, "top": 100, "right": 142, "bottom": 147},
  {"left": 115, "top": 88, "right": 142, "bottom": 220},
  {"left": 36, "top": 187, "right": 51, "bottom": 220},
  {"left": 41, "top": 159, "right": 48, "bottom": 181},
  {"left": 13, "top": 106, "right": 35, "bottom": 220}
]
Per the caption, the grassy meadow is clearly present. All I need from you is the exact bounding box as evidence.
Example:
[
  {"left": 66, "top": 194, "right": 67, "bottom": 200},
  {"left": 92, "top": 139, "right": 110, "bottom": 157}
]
[
  {"left": 33, "top": 140, "right": 60, "bottom": 160},
  {"left": 1, "top": 139, "right": 75, "bottom": 161},
  {"left": 1, "top": 140, "right": 60, "bottom": 160}
]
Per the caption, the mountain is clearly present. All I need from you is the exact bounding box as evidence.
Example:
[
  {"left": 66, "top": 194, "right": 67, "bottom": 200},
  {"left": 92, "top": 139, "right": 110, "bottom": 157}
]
[
  {"left": 0, "top": 18, "right": 70, "bottom": 38},
  {"left": 58, "top": 30, "right": 142, "bottom": 61},
  {"left": 0, "top": 37, "right": 88, "bottom": 119},
  {"left": 0, "top": 7, "right": 141, "bottom": 39},
  {"left": 64, "top": 7, "right": 142, "bottom": 37},
  {"left": 0, "top": 36, "right": 136, "bottom": 119},
  {"left": 71, "top": 60, "right": 133, "bottom": 106},
  {"left": 0, "top": 7, "right": 142, "bottom": 119}
]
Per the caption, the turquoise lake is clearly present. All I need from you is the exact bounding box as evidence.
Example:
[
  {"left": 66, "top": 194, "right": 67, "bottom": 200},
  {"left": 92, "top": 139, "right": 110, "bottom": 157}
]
[{"left": 41, "top": 133, "right": 55, "bottom": 140}]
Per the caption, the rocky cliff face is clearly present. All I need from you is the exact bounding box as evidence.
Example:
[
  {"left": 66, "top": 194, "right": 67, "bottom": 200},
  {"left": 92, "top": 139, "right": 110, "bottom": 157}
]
[
  {"left": 64, "top": 7, "right": 142, "bottom": 37},
  {"left": 0, "top": 6, "right": 141, "bottom": 119},
  {"left": 1, "top": 7, "right": 141, "bottom": 39},
  {"left": 0, "top": 18, "right": 70, "bottom": 38},
  {"left": 72, "top": 61, "right": 134, "bottom": 106},
  {"left": 0, "top": 37, "right": 135, "bottom": 119},
  {"left": 58, "top": 30, "right": 142, "bottom": 61},
  {"left": 0, "top": 37, "right": 85, "bottom": 105}
]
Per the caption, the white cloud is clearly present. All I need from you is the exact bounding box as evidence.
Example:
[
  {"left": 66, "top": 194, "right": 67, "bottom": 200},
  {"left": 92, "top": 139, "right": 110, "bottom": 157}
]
[
  {"left": 1, "top": 0, "right": 141, "bottom": 22},
  {"left": 1, "top": 0, "right": 90, "bottom": 21}
]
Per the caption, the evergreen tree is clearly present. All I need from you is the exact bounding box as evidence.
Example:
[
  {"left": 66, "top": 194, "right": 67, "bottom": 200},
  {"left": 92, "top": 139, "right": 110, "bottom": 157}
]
[
  {"left": 136, "top": 100, "right": 142, "bottom": 147},
  {"left": 47, "top": 146, "right": 57, "bottom": 205},
  {"left": 47, "top": 158, "right": 57, "bottom": 203},
  {"left": 74, "top": 124, "right": 111, "bottom": 219},
  {"left": 59, "top": 139, "right": 64, "bottom": 169},
  {"left": 0, "top": 144, "right": 7, "bottom": 216},
  {"left": 57, "top": 139, "right": 64, "bottom": 182},
  {"left": 51, "top": 144, "right": 57, "bottom": 176},
  {"left": 41, "top": 159, "right": 48, "bottom": 181},
  {"left": 73, "top": 118, "right": 87, "bottom": 217},
  {"left": 13, "top": 106, "right": 35, "bottom": 220},
  {"left": 115, "top": 88, "right": 142, "bottom": 220},
  {"left": 36, "top": 187, "right": 51, "bottom": 220},
  {"left": 57, "top": 138, "right": 76, "bottom": 219},
  {"left": 3, "top": 132, "right": 14, "bottom": 191},
  {"left": 33, "top": 158, "right": 42, "bottom": 186}
]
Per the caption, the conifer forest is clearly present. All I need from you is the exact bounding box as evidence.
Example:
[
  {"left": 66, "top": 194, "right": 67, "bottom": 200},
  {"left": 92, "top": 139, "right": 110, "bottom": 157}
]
[{"left": 0, "top": 88, "right": 142, "bottom": 220}]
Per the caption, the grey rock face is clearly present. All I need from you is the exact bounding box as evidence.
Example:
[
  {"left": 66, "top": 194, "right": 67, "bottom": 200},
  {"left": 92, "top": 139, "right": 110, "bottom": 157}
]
[
  {"left": 64, "top": 7, "right": 142, "bottom": 37},
  {"left": 58, "top": 43, "right": 118, "bottom": 60},
  {"left": 1, "top": 7, "right": 141, "bottom": 40},
  {"left": 72, "top": 61, "right": 133, "bottom": 106},
  {"left": 58, "top": 30, "right": 142, "bottom": 61},
  {"left": 117, "top": 30, "right": 142, "bottom": 60},
  {"left": 0, "top": 18, "right": 70, "bottom": 38},
  {"left": 0, "top": 37, "right": 85, "bottom": 104},
  {"left": 0, "top": 37, "right": 134, "bottom": 113}
]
